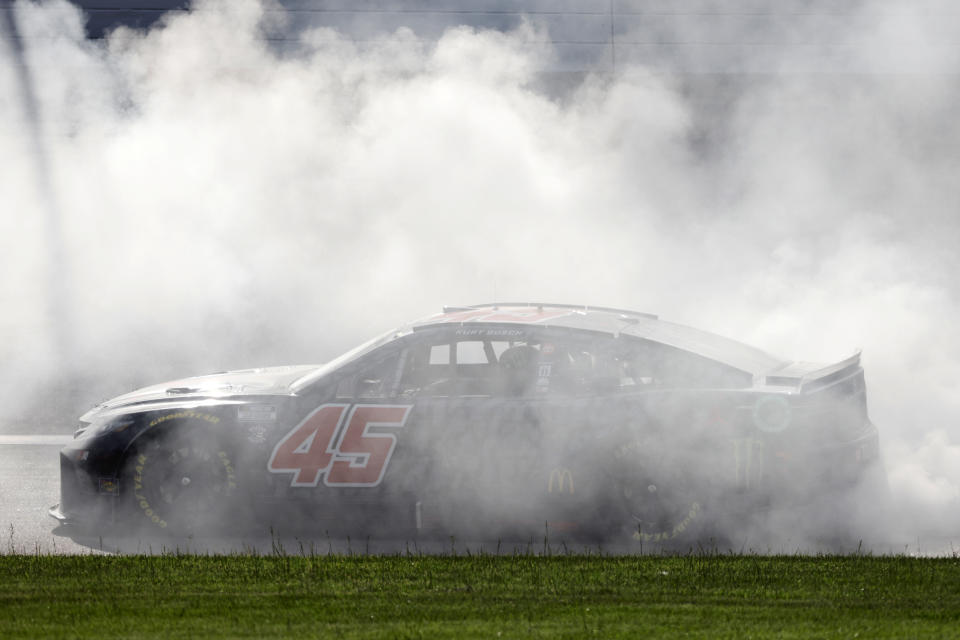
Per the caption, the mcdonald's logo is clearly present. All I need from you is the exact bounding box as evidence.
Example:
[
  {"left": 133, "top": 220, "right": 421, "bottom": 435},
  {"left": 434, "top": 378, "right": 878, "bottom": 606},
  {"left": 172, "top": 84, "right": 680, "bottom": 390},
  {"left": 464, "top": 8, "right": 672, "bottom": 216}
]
[{"left": 548, "top": 468, "right": 575, "bottom": 494}]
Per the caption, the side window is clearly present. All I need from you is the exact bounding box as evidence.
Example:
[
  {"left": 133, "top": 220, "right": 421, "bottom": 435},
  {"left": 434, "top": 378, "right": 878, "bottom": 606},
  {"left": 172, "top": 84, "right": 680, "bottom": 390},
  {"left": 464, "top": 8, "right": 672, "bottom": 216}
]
[
  {"left": 396, "top": 332, "right": 542, "bottom": 397},
  {"left": 456, "top": 341, "right": 491, "bottom": 364},
  {"left": 335, "top": 350, "right": 403, "bottom": 400},
  {"left": 540, "top": 336, "right": 750, "bottom": 392},
  {"left": 397, "top": 340, "right": 452, "bottom": 397},
  {"left": 535, "top": 335, "right": 648, "bottom": 395},
  {"left": 430, "top": 344, "right": 450, "bottom": 365},
  {"left": 635, "top": 343, "right": 750, "bottom": 389},
  {"left": 361, "top": 332, "right": 751, "bottom": 399}
]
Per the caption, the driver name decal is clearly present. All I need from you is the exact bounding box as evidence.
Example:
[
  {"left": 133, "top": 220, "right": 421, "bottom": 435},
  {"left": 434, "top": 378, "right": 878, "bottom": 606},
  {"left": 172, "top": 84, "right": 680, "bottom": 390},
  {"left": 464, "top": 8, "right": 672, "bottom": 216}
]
[{"left": 268, "top": 404, "right": 411, "bottom": 488}]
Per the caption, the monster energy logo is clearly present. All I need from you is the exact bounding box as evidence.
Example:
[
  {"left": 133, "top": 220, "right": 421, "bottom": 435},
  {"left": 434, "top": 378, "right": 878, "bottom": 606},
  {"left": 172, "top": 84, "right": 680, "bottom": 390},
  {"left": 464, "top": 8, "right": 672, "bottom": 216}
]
[
  {"left": 732, "top": 437, "right": 764, "bottom": 489},
  {"left": 548, "top": 468, "right": 575, "bottom": 494}
]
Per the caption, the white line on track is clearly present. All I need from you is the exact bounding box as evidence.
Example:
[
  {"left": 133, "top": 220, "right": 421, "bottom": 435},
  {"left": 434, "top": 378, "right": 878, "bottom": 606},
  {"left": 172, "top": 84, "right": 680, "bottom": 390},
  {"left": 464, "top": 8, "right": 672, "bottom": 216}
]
[{"left": 0, "top": 435, "right": 73, "bottom": 445}]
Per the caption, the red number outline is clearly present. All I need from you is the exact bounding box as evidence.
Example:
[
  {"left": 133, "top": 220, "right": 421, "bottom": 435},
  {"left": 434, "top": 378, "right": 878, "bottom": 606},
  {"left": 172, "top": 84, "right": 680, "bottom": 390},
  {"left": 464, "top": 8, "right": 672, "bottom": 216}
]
[
  {"left": 267, "top": 404, "right": 347, "bottom": 487},
  {"left": 267, "top": 403, "right": 411, "bottom": 488},
  {"left": 326, "top": 404, "right": 411, "bottom": 487}
]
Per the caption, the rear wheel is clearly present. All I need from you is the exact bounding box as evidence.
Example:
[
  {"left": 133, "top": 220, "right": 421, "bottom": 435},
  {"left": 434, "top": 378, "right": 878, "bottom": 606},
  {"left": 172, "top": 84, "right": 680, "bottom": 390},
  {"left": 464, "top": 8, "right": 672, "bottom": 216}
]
[
  {"left": 610, "top": 440, "right": 711, "bottom": 547},
  {"left": 125, "top": 428, "right": 237, "bottom": 534},
  {"left": 615, "top": 469, "right": 706, "bottom": 546}
]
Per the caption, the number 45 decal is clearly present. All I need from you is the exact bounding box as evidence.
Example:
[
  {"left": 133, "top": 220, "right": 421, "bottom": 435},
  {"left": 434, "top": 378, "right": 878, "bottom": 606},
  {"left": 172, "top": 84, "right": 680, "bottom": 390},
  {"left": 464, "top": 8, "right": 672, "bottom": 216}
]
[{"left": 268, "top": 404, "right": 412, "bottom": 488}]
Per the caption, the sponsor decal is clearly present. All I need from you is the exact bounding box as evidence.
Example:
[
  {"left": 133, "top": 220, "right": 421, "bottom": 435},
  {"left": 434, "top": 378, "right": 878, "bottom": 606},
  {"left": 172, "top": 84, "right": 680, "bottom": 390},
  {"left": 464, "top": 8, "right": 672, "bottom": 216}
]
[
  {"left": 548, "top": 468, "right": 575, "bottom": 494},
  {"left": 98, "top": 478, "right": 119, "bottom": 495},
  {"left": 268, "top": 404, "right": 412, "bottom": 488},
  {"left": 247, "top": 424, "right": 268, "bottom": 444},
  {"left": 238, "top": 404, "right": 277, "bottom": 423},
  {"left": 536, "top": 363, "right": 552, "bottom": 393},
  {"left": 731, "top": 437, "right": 764, "bottom": 489},
  {"left": 148, "top": 410, "right": 220, "bottom": 428},
  {"left": 454, "top": 327, "right": 524, "bottom": 337},
  {"left": 614, "top": 440, "right": 642, "bottom": 459}
]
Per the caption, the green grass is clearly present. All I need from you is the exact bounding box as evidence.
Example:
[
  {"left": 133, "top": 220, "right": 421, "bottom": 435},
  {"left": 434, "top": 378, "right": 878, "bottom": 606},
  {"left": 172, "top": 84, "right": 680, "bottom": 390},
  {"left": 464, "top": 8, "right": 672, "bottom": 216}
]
[{"left": 2, "top": 552, "right": 960, "bottom": 638}]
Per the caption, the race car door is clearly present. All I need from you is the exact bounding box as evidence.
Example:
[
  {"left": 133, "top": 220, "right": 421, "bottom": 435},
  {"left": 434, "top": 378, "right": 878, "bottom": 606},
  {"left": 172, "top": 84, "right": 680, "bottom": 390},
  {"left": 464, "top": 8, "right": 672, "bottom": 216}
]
[{"left": 387, "top": 325, "right": 550, "bottom": 536}]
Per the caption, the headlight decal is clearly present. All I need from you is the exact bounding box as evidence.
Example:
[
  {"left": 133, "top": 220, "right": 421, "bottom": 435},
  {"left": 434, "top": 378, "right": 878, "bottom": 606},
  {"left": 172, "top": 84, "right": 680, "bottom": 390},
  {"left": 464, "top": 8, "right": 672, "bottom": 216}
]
[{"left": 753, "top": 395, "right": 791, "bottom": 433}]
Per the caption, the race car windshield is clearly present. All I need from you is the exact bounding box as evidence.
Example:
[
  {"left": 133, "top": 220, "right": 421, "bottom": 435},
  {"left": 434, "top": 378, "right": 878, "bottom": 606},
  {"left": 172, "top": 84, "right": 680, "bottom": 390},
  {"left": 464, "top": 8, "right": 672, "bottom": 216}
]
[{"left": 289, "top": 327, "right": 408, "bottom": 392}]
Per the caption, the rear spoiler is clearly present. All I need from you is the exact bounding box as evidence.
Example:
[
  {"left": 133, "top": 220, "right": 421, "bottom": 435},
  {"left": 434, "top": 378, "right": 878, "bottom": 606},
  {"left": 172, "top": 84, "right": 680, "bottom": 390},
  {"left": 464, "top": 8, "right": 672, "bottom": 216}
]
[{"left": 764, "top": 351, "right": 862, "bottom": 392}]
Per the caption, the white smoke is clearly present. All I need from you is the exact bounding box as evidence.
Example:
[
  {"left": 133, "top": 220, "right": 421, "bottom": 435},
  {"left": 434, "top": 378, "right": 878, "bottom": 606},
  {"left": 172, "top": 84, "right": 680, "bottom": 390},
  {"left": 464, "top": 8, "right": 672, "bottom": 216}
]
[{"left": 2, "top": 0, "right": 959, "bottom": 548}]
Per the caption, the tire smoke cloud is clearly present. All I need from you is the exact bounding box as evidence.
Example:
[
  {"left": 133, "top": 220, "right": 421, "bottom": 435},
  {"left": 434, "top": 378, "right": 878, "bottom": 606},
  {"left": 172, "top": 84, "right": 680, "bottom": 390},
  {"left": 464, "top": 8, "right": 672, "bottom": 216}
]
[{"left": 2, "top": 0, "right": 959, "bottom": 549}]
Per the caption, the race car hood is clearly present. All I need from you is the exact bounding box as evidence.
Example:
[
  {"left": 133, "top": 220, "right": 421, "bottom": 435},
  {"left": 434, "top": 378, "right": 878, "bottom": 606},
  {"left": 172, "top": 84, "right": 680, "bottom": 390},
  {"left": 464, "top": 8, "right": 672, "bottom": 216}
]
[{"left": 80, "top": 365, "right": 320, "bottom": 422}]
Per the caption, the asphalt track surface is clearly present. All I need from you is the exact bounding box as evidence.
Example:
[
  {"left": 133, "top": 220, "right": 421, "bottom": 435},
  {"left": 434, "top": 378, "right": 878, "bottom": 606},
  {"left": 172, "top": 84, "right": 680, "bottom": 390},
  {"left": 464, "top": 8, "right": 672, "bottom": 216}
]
[
  {"left": 2, "top": 435, "right": 958, "bottom": 556},
  {"left": 1, "top": 436, "right": 88, "bottom": 554}
]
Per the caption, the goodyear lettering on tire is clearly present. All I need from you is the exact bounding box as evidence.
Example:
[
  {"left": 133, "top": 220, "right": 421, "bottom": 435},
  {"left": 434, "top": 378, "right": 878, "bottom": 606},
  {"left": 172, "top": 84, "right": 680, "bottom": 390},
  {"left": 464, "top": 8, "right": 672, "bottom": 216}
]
[
  {"left": 133, "top": 453, "right": 168, "bottom": 529},
  {"left": 148, "top": 410, "right": 220, "bottom": 428},
  {"left": 218, "top": 451, "right": 238, "bottom": 491},
  {"left": 615, "top": 439, "right": 703, "bottom": 543},
  {"left": 132, "top": 411, "right": 234, "bottom": 530},
  {"left": 632, "top": 502, "right": 702, "bottom": 543}
]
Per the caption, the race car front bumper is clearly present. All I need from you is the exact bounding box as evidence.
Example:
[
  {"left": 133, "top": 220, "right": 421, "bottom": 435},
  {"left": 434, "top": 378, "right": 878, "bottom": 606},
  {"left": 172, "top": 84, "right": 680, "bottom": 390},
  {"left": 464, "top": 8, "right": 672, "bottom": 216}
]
[{"left": 50, "top": 438, "right": 123, "bottom": 527}]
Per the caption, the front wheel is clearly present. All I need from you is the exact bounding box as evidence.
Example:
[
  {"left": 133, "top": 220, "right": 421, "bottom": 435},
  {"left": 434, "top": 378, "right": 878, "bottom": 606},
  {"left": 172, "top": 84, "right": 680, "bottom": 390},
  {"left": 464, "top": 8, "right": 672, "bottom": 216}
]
[{"left": 124, "top": 429, "right": 238, "bottom": 534}]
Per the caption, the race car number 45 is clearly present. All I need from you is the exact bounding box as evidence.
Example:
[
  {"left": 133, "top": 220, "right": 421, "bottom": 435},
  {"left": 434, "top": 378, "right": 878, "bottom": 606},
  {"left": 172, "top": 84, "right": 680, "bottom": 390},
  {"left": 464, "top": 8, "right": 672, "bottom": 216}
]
[{"left": 268, "top": 404, "right": 412, "bottom": 488}]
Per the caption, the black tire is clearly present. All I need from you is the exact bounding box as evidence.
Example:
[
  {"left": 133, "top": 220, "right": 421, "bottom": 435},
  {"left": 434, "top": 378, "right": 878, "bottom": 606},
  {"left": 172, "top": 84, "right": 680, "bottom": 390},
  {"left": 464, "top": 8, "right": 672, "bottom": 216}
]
[
  {"left": 609, "top": 440, "right": 710, "bottom": 547},
  {"left": 124, "top": 426, "right": 237, "bottom": 534}
]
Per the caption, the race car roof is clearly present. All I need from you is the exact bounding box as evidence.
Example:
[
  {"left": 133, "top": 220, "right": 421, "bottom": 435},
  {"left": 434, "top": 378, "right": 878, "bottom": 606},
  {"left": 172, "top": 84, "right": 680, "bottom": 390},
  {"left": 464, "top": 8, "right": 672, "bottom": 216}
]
[{"left": 413, "top": 303, "right": 788, "bottom": 376}]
